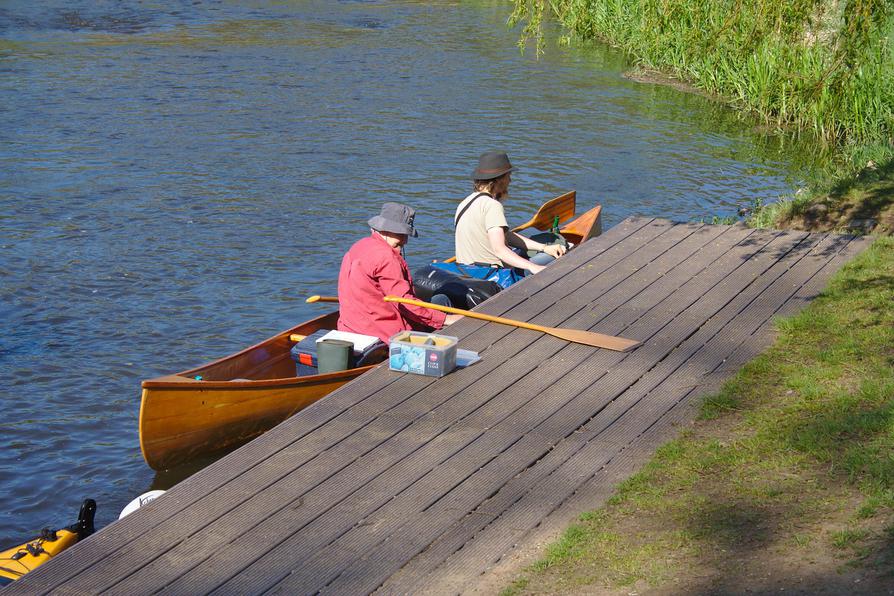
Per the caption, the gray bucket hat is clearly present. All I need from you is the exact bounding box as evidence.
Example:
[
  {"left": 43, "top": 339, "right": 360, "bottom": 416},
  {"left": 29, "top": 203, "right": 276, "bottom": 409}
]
[
  {"left": 368, "top": 202, "right": 419, "bottom": 237},
  {"left": 471, "top": 151, "right": 515, "bottom": 181}
]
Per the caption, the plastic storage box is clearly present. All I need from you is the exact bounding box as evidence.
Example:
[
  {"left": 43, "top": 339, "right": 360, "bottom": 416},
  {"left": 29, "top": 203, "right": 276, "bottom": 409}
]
[{"left": 388, "top": 331, "right": 458, "bottom": 377}]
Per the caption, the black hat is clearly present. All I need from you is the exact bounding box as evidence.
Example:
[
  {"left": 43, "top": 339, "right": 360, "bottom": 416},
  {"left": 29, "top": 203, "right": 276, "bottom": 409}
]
[
  {"left": 368, "top": 202, "right": 418, "bottom": 237},
  {"left": 471, "top": 151, "right": 515, "bottom": 181}
]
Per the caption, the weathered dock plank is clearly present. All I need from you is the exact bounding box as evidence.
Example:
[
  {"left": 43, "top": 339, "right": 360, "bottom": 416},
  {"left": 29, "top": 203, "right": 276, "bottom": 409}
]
[
  {"left": 194, "top": 224, "right": 740, "bottom": 594},
  {"left": 424, "top": 232, "right": 874, "bottom": 596},
  {"left": 323, "top": 228, "right": 819, "bottom": 594},
  {"left": 386, "top": 233, "right": 864, "bottom": 595},
  {"left": 6, "top": 219, "right": 869, "bottom": 596}
]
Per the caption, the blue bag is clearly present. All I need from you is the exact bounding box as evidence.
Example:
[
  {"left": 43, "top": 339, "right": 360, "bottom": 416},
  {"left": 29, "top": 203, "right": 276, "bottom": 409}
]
[{"left": 430, "top": 262, "right": 523, "bottom": 290}]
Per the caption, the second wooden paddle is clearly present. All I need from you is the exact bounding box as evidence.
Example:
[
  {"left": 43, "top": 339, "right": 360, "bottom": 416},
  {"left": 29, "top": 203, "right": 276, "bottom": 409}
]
[
  {"left": 383, "top": 295, "right": 640, "bottom": 352},
  {"left": 511, "top": 190, "right": 576, "bottom": 232}
]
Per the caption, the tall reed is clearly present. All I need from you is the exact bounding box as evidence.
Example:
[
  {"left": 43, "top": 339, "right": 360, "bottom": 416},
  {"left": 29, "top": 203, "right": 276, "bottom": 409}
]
[{"left": 510, "top": 0, "right": 894, "bottom": 152}]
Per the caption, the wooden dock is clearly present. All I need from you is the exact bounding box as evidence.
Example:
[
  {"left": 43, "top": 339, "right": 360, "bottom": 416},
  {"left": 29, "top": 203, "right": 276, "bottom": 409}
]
[{"left": 9, "top": 218, "right": 870, "bottom": 595}]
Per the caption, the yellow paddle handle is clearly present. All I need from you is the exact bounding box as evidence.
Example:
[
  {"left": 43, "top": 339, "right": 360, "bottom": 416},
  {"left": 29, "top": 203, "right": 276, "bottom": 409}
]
[
  {"left": 306, "top": 295, "right": 339, "bottom": 303},
  {"left": 383, "top": 295, "right": 547, "bottom": 333}
]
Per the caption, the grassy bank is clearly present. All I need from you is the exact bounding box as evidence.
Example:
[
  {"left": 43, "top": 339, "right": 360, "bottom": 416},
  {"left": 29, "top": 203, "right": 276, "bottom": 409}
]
[
  {"left": 511, "top": 0, "right": 894, "bottom": 233},
  {"left": 747, "top": 154, "right": 894, "bottom": 235},
  {"left": 511, "top": 0, "right": 893, "bottom": 147},
  {"left": 502, "top": 236, "right": 894, "bottom": 594}
]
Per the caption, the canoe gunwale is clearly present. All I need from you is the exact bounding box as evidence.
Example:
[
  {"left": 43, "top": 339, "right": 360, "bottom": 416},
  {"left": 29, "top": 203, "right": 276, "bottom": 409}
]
[
  {"left": 140, "top": 365, "right": 378, "bottom": 389},
  {"left": 141, "top": 310, "right": 342, "bottom": 387}
]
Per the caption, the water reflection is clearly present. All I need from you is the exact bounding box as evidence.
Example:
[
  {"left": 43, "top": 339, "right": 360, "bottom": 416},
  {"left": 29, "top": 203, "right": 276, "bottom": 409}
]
[{"left": 150, "top": 453, "right": 228, "bottom": 492}]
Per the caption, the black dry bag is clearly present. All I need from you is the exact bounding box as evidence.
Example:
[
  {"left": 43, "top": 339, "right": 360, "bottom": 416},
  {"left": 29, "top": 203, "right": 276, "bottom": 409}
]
[{"left": 412, "top": 264, "right": 501, "bottom": 309}]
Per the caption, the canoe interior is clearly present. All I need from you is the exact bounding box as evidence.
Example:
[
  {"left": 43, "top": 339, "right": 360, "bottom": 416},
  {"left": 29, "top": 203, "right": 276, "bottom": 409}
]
[{"left": 158, "top": 311, "right": 341, "bottom": 384}]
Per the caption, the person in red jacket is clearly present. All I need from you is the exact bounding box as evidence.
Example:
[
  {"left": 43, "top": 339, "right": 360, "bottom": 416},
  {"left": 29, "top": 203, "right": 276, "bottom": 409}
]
[{"left": 337, "top": 202, "right": 462, "bottom": 343}]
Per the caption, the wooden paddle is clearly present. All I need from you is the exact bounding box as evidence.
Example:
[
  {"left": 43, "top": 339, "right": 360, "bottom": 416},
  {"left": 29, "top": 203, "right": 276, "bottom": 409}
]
[
  {"left": 383, "top": 295, "right": 640, "bottom": 352},
  {"left": 511, "top": 190, "right": 577, "bottom": 232},
  {"left": 306, "top": 295, "right": 339, "bottom": 303}
]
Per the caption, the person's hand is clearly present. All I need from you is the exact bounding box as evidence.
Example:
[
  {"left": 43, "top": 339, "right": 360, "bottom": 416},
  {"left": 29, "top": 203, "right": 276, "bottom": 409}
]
[
  {"left": 528, "top": 263, "right": 546, "bottom": 275},
  {"left": 444, "top": 314, "right": 463, "bottom": 325},
  {"left": 542, "top": 243, "right": 567, "bottom": 259}
]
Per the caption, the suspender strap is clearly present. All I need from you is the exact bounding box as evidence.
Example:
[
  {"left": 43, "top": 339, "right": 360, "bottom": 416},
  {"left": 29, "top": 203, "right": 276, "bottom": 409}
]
[{"left": 454, "top": 192, "right": 490, "bottom": 228}]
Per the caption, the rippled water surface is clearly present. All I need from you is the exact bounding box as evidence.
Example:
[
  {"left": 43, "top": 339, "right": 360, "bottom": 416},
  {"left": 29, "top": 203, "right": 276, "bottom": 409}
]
[{"left": 0, "top": 0, "right": 818, "bottom": 540}]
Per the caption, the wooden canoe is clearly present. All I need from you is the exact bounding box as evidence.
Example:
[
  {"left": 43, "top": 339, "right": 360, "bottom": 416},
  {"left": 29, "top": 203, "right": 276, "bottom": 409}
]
[
  {"left": 139, "top": 311, "right": 374, "bottom": 471},
  {"left": 139, "top": 194, "right": 602, "bottom": 472},
  {"left": 515, "top": 190, "right": 602, "bottom": 246}
]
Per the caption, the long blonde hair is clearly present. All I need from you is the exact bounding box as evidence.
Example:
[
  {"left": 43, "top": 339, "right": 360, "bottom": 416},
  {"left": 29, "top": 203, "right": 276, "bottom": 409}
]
[{"left": 473, "top": 172, "right": 510, "bottom": 200}]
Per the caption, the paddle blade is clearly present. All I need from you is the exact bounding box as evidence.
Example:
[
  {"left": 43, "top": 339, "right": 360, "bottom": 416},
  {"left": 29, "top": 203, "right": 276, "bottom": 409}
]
[
  {"left": 512, "top": 190, "right": 576, "bottom": 232},
  {"left": 546, "top": 326, "right": 640, "bottom": 352}
]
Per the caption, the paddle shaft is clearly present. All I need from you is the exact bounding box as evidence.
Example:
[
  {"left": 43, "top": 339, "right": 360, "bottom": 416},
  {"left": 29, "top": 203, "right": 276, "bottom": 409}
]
[
  {"left": 383, "top": 295, "right": 640, "bottom": 352},
  {"left": 306, "top": 295, "right": 339, "bottom": 303},
  {"left": 387, "top": 296, "right": 542, "bottom": 331}
]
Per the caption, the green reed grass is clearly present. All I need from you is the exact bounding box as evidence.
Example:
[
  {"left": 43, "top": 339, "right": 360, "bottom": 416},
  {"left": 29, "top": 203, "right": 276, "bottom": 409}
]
[{"left": 510, "top": 0, "right": 894, "bottom": 151}]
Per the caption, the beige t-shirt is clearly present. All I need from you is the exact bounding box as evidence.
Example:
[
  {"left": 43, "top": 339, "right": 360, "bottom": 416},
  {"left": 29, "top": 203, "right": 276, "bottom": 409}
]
[{"left": 454, "top": 192, "right": 509, "bottom": 266}]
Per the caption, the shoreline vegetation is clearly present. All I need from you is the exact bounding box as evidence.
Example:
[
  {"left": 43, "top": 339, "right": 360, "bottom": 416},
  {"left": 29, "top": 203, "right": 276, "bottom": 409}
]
[
  {"left": 510, "top": 0, "right": 893, "bottom": 235},
  {"left": 501, "top": 1, "right": 893, "bottom": 593}
]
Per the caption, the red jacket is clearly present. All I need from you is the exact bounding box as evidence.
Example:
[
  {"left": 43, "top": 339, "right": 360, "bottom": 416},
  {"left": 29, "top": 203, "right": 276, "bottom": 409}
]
[{"left": 337, "top": 233, "right": 446, "bottom": 343}]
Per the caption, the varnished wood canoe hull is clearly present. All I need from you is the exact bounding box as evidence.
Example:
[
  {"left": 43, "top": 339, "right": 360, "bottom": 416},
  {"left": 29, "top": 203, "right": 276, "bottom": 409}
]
[
  {"left": 509, "top": 190, "right": 602, "bottom": 246},
  {"left": 560, "top": 204, "right": 602, "bottom": 246},
  {"left": 139, "top": 311, "right": 374, "bottom": 471}
]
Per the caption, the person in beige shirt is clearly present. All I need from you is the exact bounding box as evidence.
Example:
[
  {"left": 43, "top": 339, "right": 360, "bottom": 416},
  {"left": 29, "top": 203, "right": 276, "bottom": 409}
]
[{"left": 454, "top": 152, "right": 566, "bottom": 275}]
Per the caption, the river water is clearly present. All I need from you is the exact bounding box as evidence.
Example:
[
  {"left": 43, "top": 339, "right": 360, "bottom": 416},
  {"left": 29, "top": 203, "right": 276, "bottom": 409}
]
[{"left": 0, "top": 0, "right": 817, "bottom": 542}]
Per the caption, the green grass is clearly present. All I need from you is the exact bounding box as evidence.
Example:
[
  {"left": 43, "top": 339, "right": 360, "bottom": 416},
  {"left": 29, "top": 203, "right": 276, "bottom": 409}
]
[
  {"left": 504, "top": 236, "right": 894, "bottom": 593},
  {"left": 511, "top": 0, "right": 894, "bottom": 149},
  {"left": 832, "top": 527, "right": 871, "bottom": 550},
  {"left": 750, "top": 150, "right": 894, "bottom": 235},
  {"left": 504, "top": 513, "right": 684, "bottom": 592},
  {"left": 510, "top": 0, "right": 894, "bottom": 234}
]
